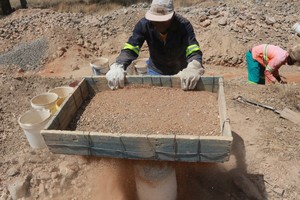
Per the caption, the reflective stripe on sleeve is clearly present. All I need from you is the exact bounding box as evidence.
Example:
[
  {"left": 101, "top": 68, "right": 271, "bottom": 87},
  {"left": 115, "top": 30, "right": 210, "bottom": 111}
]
[
  {"left": 266, "top": 65, "right": 273, "bottom": 73},
  {"left": 263, "top": 44, "right": 269, "bottom": 66},
  {"left": 123, "top": 43, "right": 140, "bottom": 55},
  {"left": 186, "top": 44, "right": 201, "bottom": 57}
]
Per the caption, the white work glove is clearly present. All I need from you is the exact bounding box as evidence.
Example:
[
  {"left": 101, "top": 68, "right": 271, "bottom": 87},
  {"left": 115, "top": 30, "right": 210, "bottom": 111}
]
[
  {"left": 177, "top": 60, "right": 205, "bottom": 91},
  {"left": 105, "top": 63, "right": 126, "bottom": 90}
]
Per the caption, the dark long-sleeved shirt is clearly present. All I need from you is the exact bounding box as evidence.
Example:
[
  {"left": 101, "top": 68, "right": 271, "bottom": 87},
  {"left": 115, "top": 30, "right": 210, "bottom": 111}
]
[{"left": 116, "top": 13, "right": 202, "bottom": 75}]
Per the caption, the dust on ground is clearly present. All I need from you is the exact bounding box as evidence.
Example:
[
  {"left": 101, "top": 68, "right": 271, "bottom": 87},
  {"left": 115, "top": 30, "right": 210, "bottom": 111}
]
[{"left": 1, "top": 0, "right": 300, "bottom": 199}]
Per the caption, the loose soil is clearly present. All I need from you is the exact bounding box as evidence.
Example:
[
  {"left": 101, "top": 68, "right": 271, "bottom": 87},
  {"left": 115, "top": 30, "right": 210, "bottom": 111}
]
[{"left": 73, "top": 86, "right": 220, "bottom": 136}]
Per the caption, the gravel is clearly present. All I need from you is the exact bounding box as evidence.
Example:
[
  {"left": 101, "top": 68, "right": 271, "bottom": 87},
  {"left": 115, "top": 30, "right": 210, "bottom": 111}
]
[{"left": 0, "top": 37, "right": 48, "bottom": 71}]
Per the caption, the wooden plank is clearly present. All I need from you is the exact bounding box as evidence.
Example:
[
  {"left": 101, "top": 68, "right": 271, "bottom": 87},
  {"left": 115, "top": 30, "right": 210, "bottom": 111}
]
[
  {"left": 42, "top": 130, "right": 232, "bottom": 162},
  {"left": 218, "top": 78, "right": 232, "bottom": 137},
  {"left": 42, "top": 130, "right": 90, "bottom": 155},
  {"left": 196, "top": 76, "right": 220, "bottom": 92},
  {"left": 170, "top": 76, "right": 220, "bottom": 91},
  {"left": 85, "top": 76, "right": 109, "bottom": 93},
  {"left": 42, "top": 130, "right": 124, "bottom": 157},
  {"left": 143, "top": 76, "right": 153, "bottom": 85},
  {"left": 85, "top": 76, "right": 220, "bottom": 91},
  {"left": 199, "top": 136, "right": 232, "bottom": 153},
  {"left": 43, "top": 76, "right": 232, "bottom": 163},
  {"left": 126, "top": 76, "right": 143, "bottom": 85},
  {"left": 147, "top": 134, "right": 176, "bottom": 161},
  {"left": 151, "top": 76, "right": 162, "bottom": 86},
  {"left": 280, "top": 108, "right": 300, "bottom": 125},
  {"left": 171, "top": 76, "right": 181, "bottom": 88},
  {"left": 44, "top": 115, "right": 60, "bottom": 130},
  {"left": 176, "top": 135, "right": 200, "bottom": 162},
  {"left": 199, "top": 152, "right": 230, "bottom": 163},
  {"left": 79, "top": 80, "right": 90, "bottom": 103},
  {"left": 45, "top": 79, "right": 88, "bottom": 130},
  {"left": 53, "top": 79, "right": 87, "bottom": 130},
  {"left": 199, "top": 135, "right": 232, "bottom": 162},
  {"left": 160, "top": 76, "right": 172, "bottom": 87},
  {"left": 120, "top": 133, "right": 155, "bottom": 159}
]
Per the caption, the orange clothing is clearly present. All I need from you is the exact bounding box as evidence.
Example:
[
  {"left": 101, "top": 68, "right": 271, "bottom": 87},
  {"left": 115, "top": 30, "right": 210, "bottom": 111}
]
[{"left": 251, "top": 44, "right": 288, "bottom": 82}]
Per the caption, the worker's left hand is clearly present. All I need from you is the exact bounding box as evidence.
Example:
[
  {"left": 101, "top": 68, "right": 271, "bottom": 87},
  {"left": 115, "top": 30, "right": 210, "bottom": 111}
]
[{"left": 177, "top": 60, "right": 205, "bottom": 90}]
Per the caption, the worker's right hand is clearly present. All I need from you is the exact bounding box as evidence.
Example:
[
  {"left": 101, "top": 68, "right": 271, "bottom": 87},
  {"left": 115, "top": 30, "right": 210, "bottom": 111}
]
[{"left": 105, "top": 63, "right": 126, "bottom": 90}]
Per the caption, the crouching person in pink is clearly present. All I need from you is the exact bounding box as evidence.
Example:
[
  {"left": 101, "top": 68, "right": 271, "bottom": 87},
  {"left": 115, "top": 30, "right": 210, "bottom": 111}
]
[{"left": 246, "top": 44, "right": 300, "bottom": 84}]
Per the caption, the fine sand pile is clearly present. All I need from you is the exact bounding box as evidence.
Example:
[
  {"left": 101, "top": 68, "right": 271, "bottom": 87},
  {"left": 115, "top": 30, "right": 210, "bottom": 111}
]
[{"left": 73, "top": 86, "right": 220, "bottom": 136}]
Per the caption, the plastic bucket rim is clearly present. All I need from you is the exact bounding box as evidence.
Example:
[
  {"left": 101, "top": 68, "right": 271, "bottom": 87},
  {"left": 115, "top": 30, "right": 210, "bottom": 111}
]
[
  {"left": 90, "top": 57, "right": 109, "bottom": 69},
  {"left": 48, "top": 86, "right": 74, "bottom": 99},
  {"left": 18, "top": 109, "right": 51, "bottom": 128},
  {"left": 30, "top": 92, "right": 59, "bottom": 107}
]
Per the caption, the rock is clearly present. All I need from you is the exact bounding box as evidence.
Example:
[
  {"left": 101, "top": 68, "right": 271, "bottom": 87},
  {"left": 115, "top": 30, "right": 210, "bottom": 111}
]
[
  {"left": 28, "top": 155, "right": 41, "bottom": 163},
  {"left": 57, "top": 50, "right": 65, "bottom": 57},
  {"left": 51, "top": 172, "right": 59, "bottom": 180},
  {"left": 17, "top": 68, "right": 24, "bottom": 73},
  {"left": 231, "top": 56, "right": 239, "bottom": 64},
  {"left": 209, "top": 10, "right": 219, "bottom": 15},
  {"left": 7, "top": 176, "right": 31, "bottom": 200},
  {"left": 7, "top": 166, "right": 20, "bottom": 177},
  {"left": 36, "top": 171, "right": 51, "bottom": 181},
  {"left": 58, "top": 46, "right": 67, "bottom": 52},
  {"left": 198, "top": 14, "right": 208, "bottom": 22},
  {"left": 71, "top": 65, "right": 80, "bottom": 71},
  {"left": 200, "top": 19, "right": 211, "bottom": 27},
  {"left": 265, "top": 16, "right": 277, "bottom": 25},
  {"left": 77, "top": 38, "right": 84, "bottom": 46},
  {"left": 274, "top": 127, "right": 284, "bottom": 134},
  {"left": 0, "top": 188, "right": 9, "bottom": 200},
  {"left": 218, "top": 18, "right": 227, "bottom": 26},
  {"left": 59, "top": 161, "right": 78, "bottom": 179},
  {"left": 235, "top": 20, "right": 245, "bottom": 28},
  {"left": 273, "top": 187, "right": 285, "bottom": 196},
  {"left": 38, "top": 183, "right": 49, "bottom": 197}
]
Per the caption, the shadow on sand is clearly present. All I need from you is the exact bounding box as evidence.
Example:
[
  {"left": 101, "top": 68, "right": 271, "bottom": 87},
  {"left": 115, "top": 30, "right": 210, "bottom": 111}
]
[
  {"left": 175, "top": 131, "right": 267, "bottom": 200},
  {"left": 83, "top": 131, "right": 267, "bottom": 200}
]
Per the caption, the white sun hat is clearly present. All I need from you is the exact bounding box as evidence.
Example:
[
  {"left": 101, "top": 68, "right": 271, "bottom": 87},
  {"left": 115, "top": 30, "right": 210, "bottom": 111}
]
[{"left": 145, "top": 0, "right": 175, "bottom": 22}]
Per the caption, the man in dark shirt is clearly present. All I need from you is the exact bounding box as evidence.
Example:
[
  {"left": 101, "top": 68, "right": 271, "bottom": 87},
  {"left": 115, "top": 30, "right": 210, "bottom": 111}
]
[{"left": 106, "top": 0, "right": 204, "bottom": 90}]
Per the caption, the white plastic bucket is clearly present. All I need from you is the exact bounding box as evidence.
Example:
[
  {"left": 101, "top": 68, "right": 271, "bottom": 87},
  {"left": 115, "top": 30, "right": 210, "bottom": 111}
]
[
  {"left": 90, "top": 57, "right": 109, "bottom": 75},
  {"left": 30, "top": 92, "right": 58, "bottom": 114},
  {"left": 133, "top": 58, "right": 148, "bottom": 75},
  {"left": 134, "top": 163, "right": 177, "bottom": 200},
  {"left": 48, "top": 86, "right": 73, "bottom": 101},
  {"left": 292, "top": 22, "right": 300, "bottom": 34},
  {"left": 18, "top": 109, "right": 51, "bottom": 148}
]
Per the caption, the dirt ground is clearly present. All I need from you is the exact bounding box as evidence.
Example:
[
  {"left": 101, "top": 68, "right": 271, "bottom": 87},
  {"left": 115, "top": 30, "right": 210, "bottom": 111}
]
[{"left": 1, "top": 0, "right": 300, "bottom": 200}]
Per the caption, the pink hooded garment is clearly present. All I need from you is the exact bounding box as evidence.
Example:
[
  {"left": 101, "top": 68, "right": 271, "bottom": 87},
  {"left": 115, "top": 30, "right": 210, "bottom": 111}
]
[{"left": 251, "top": 44, "right": 288, "bottom": 83}]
